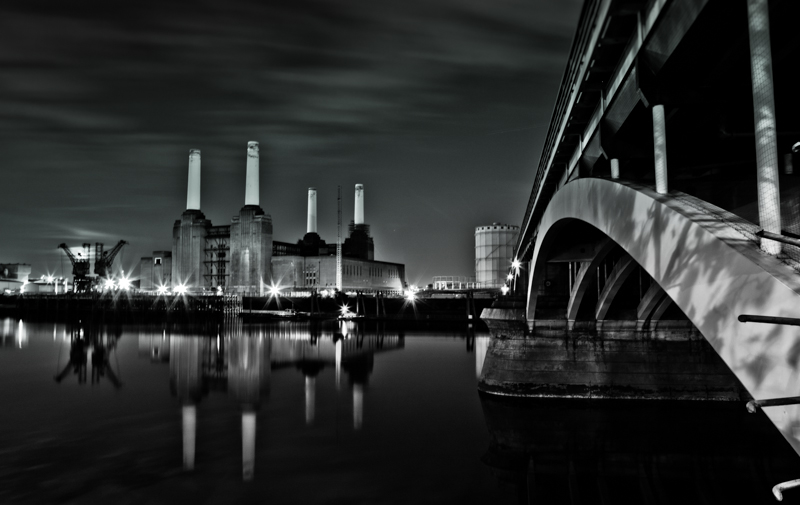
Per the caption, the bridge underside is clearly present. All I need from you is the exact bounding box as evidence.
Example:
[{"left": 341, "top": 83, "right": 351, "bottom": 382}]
[{"left": 482, "top": 178, "right": 800, "bottom": 454}]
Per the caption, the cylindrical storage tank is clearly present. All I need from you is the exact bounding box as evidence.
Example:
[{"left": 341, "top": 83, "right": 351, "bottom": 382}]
[{"left": 475, "top": 223, "right": 520, "bottom": 288}]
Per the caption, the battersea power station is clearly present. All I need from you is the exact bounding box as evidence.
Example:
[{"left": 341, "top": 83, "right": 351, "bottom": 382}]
[{"left": 139, "top": 142, "right": 406, "bottom": 294}]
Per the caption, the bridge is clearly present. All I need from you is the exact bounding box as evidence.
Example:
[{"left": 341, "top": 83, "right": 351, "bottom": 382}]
[{"left": 480, "top": 0, "right": 800, "bottom": 458}]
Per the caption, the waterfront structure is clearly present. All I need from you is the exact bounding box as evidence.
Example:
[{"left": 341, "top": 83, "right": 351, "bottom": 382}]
[
  {"left": 432, "top": 276, "right": 476, "bottom": 290},
  {"left": 475, "top": 223, "right": 518, "bottom": 288},
  {"left": 0, "top": 264, "right": 30, "bottom": 292},
  {"left": 271, "top": 186, "right": 405, "bottom": 293},
  {"left": 482, "top": 0, "right": 800, "bottom": 459},
  {"left": 140, "top": 145, "right": 405, "bottom": 293}
]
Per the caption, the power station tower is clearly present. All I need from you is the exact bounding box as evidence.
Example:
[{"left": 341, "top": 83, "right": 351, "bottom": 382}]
[{"left": 336, "top": 185, "right": 342, "bottom": 291}]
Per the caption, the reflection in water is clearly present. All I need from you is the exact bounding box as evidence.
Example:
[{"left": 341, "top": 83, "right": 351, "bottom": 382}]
[
  {"left": 479, "top": 393, "right": 800, "bottom": 503},
  {"left": 182, "top": 405, "right": 196, "bottom": 470},
  {"left": 53, "top": 321, "right": 122, "bottom": 388},
  {"left": 305, "top": 376, "right": 315, "bottom": 425},
  {"left": 353, "top": 383, "right": 364, "bottom": 430},
  {"left": 144, "top": 320, "right": 406, "bottom": 481}
]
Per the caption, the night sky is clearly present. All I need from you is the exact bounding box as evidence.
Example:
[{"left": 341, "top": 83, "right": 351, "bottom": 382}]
[{"left": 0, "top": 0, "right": 581, "bottom": 286}]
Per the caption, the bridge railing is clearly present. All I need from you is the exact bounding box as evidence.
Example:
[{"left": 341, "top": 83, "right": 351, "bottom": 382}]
[{"left": 516, "top": 0, "right": 601, "bottom": 258}]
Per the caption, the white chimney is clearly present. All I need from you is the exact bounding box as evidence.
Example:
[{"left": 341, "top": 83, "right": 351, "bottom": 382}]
[
  {"left": 307, "top": 188, "right": 317, "bottom": 233},
  {"left": 354, "top": 184, "right": 364, "bottom": 225},
  {"left": 187, "top": 149, "right": 201, "bottom": 210},
  {"left": 245, "top": 141, "right": 259, "bottom": 206}
]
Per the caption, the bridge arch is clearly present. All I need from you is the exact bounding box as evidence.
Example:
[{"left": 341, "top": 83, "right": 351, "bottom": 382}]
[{"left": 525, "top": 178, "right": 800, "bottom": 450}]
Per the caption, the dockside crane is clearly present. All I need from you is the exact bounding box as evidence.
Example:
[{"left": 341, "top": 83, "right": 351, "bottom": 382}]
[
  {"left": 58, "top": 243, "right": 92, "bottom": 293},
  {"left": 94, "top": 240, "right": 128, "bottom": 278}
]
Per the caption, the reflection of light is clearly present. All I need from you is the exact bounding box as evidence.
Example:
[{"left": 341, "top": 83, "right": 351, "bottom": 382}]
[
  {"left": 475, "top": 336, "right": 490, "bottom": 378},
  {"left": 183, "top": 405, "right": 197, "bottom": 470},
  {"left": 340, "top": 320, "right": 349, "bottom": 337},
  {"left": 174, "top": 284, "right": 187, "bottom": 295},
  {"left": 17, "top": 320, "right": 27, "bottom": 348},
  {"left": 242, "top": 412, "right": 256, "bottom": 481}
]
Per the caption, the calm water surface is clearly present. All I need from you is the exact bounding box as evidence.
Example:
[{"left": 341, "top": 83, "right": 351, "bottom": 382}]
[{"left": 1, "top": 318, "right": 799, "bottom": 504}]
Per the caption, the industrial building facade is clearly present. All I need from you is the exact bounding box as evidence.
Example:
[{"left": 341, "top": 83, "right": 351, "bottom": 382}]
[
  {"left": 139, "top": 144, "right": 406, "bottom": 294},
  {"left": 475, "top": 223, "right": 519, "bottom": 288}
]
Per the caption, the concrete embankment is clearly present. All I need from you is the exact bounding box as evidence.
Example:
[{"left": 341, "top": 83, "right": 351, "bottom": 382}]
[{"left": 479, "top": 303, "right": 746, "bottom": 401}]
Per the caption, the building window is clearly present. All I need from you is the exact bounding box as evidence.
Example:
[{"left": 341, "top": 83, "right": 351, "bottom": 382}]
[{"left": 154, "top": 258, "right": 162, "bottom": 265}]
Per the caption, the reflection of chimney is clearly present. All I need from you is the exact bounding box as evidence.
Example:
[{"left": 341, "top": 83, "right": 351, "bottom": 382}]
[
  {"left": 245, "top": 141, "right": 259, "bottom": 206},
  {"left": 242, "top": 411, "right": 256, "bottom": 481},
  {"left": 182, "top": 405, "right": 197, "bottom": 470},
  {"left": 335, "top": 339, "right": 342, "bottom": 391},
  {"left": 353, "top": 383, "right": 363, "bottom": 430},
  {"left": 305, "top": 376, "right": 315, "bottom": 425},
  {"left": 307, "top": 188, "right": 317, "bottom": 233},
  {"left": 187, "top": 149, "right": 201, "bottom": 210},
  {"left": 354, "top": 184, "right": 364, "bottom": 225}
]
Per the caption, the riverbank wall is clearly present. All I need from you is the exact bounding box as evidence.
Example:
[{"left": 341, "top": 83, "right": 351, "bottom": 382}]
[{"left": 478, "top": 302, "right": 747, "bottom": 401}]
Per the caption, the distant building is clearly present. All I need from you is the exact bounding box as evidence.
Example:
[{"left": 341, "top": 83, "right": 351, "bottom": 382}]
[
  {"left": 475, "top": 223, "right": 519, "bottom": 288},
  {"left": 139, "top": 251, "right": 172, "bottom": 290},
  {"left": 140, "top": 146, "right": 406, "bottom": 294},
  {"left": 431, "top": 276, "right": 476, "bottom": 290},
  {"left": 270, "top": 186, "right": 405, "bottom": 293},
  {"left": 0, "top": 263, "right": 31, "bottom": 292}
]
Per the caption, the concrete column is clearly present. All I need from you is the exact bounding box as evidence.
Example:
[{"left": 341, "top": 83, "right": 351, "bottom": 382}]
[
  {"left": 610, "top": 158, "right": 620, "bottom": 180},
  {"left": 747, "top": 0, "right": 781, "bottom": 254},
  {"left": 354, "top": 184, "right": 364, "bottom": 225},
  {"left": 307, "top": 188, "right": 317, "bottom": 233},
  {"left": 242, "top": 411, "right": 256, "bottom": 481},
  {"left": 652, "top": 105, "right": 668, "bottom": 195},
  {"left": 245, "top": 141, "right": 259, "bottom": 206},
  {"left": 182, "top": 405, "right": 196, "bottom": 470},
  {"left": 187, "top": 149, "right": 201, "bottom": 210}
]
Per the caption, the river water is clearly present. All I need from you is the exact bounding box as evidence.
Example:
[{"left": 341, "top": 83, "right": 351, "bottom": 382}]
[{"left": 1, "top": 318, "right": 799, "bottom": 504}]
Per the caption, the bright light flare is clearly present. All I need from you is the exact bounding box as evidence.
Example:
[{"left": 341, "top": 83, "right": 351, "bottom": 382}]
[
  {"left": 104, "top": 279, "right": 116, "bottom": 290},
  {"left": 501, "top": 285, "right": 510, "bottom": 295},
  {"left": 174, "top": 284, "right": 188, "bottom": 295},
  {"left": 340, "top": 304, "right": 351, "bottom": 316},
  {"left": 404, "top": 290, "right": 416, "bottom": 302},
  {"left": 267, "top": 282, "right": 281, "bottom": 297},
  {"left": 507, "top": 273, "right": 514, "bottom": 281},
  {"left": 46, "top": 275, "right": 55, "bottom": 284},
  {"left": 118, "top": 276, "right": 132, "bottom": 290},
  {"left": 156, "top": 284, "right": 169, "bottom": 295}
]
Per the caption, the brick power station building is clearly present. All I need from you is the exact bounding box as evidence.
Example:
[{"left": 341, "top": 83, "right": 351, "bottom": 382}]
[{"left": 139, "top": 143, "right": 406, "bottom": 294}]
